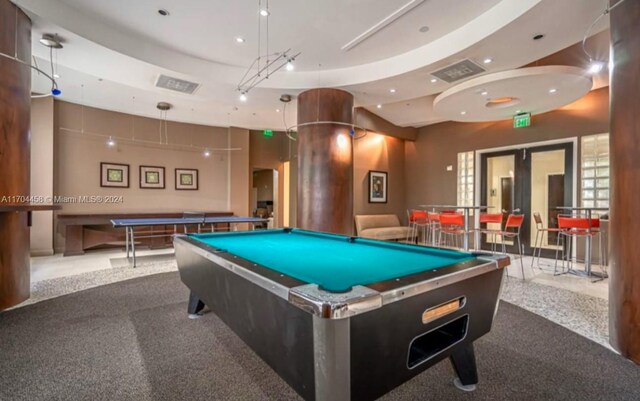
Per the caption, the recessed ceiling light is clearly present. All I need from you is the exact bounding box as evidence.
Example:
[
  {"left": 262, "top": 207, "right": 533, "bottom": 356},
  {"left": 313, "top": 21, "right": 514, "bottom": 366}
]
[
  {"left": 419, "top": 26, "right": 430, "bottom": 33},
  {"left": 260, "top": 9, "right": 270, "bottom": 16},
  {"left": 377, "top": 104, "right": 382, "bottom": 109},
  {"left": 533, "top": 33, "right": 544, "bottom": 41},
  {"left": 588, "top": 60, "right": 605, "bottom": 74},
  {"left": 549, "top": 88, "right": 557, "bottom": 94},
  {"left": 98, "top": 78, "right": 103, "bottom": 82},
  {"left": 483, "top": 58, "right": 493, "bottom": 64},
  {"left": 389, "top": 88, "right": 396, "bottom": 93},
  {"left": 276, "top": 109, "right": 281, "bottom": 113},
  {"left": 203, "top": 149, "right": 211, "bottom": 157},
  {"left": 430, "top": 78, "right": 438, "bottom": 83},
  {"left": 480, "top": 90, "right": 488, "bottom": 96},
  {"left": 236, "top": 37, "right": 245, "bottom": 43},
  {"left": 460, "top": 111, "right": 467, "bottom": 115},
  {"left": 158, "top": 9, "right": 169, "bottom": 16}
]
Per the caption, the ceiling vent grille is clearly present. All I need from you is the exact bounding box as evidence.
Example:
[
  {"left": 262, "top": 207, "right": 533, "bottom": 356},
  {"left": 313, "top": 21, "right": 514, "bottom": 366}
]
[
  {"left": 155, "top": 75, "right": 200, "bottom": 94},
  {"left": 431, "top": 60, "right": 486, "bottom": 83}
]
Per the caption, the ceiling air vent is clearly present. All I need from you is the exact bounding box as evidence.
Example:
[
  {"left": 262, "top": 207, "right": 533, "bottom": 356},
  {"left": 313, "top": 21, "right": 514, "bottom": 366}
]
[
  {"left": 155, "top": 75, "right": 200, "bottom": 94},
  {"left": 431, "top": 60, "right": 486, "bottom": 83}
]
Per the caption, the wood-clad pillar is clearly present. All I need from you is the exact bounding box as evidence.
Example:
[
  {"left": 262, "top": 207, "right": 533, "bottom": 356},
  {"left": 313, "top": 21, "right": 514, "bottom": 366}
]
[
  {"left": 609, "top": 0, "right": 640, "bottom": 363},
  {"left": 297, "top": 89, "right": 354, "bottom": 235},
  {"left": 0, "top": 0, "right": 32, "bottom": 310}
]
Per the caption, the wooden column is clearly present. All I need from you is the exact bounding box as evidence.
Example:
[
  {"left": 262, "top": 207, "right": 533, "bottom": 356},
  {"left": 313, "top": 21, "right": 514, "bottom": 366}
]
[
  {"left": 0, "top": 0, "right": 32, "bottom": 310},
  {"left": 297, "top": 89, "right": 354, "bottom": 235},
  {"left": 609, "top": 0, "right": 640, "bottom": 363}
]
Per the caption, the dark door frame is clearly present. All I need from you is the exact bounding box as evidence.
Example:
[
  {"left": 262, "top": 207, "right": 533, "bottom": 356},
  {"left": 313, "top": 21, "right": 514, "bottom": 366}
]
[{"left": 479, "top": 142, "right": 574, "bottom": 257}]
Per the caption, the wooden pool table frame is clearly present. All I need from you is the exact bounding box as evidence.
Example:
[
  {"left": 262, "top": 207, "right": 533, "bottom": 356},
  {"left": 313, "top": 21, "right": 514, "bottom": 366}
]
[{"left": 174, "top": 229, "right": 509, "bottom": 401}]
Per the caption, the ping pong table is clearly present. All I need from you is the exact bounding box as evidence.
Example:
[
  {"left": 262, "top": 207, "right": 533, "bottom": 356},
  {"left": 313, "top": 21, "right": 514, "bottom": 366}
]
[{"left": 111, "top": 216, "right": 269, "bottom": 267}]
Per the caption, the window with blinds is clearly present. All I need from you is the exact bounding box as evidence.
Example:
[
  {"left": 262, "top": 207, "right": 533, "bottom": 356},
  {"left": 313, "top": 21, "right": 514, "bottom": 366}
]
[
  {"left": 581, "top": 133, "right": 609, "bottom": 208},
  {"left": 457, "top": 151, "right": 474, "bottom": 207}
]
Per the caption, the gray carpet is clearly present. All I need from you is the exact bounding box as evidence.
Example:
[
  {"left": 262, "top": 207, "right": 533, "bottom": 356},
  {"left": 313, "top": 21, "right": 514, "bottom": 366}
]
[{"left": 0, "top": 272, "right": 638, "bottom": 401}]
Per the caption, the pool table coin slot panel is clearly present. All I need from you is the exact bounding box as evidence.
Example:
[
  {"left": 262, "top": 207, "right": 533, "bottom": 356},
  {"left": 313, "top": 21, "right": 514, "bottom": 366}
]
[
  {"left": 421, "top": 297, "right": 466, "bottom": 324},
  {"left": 407, "top": 314, "right": 469, "bottom": 370}
]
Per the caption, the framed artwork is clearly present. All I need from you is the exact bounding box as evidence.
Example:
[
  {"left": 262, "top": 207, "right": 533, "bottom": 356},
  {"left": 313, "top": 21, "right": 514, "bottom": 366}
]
[
  {"left": 100, "top": 162, "right": 129, "bottom": 188},
  {"left": 140, "top": 165, "right": 165, "bottom": 189},
  {"left": 368, "top": 170, "right": 388, "bottom": 203},
  {"left": 175, "top": 168, "right": 199, "bottom": 190}
]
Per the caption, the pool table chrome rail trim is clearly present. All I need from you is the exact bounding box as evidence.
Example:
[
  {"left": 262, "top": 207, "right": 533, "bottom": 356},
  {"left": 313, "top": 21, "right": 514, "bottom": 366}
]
[{"left": 289, "top": 284, "right": 382, "bottom": 319}]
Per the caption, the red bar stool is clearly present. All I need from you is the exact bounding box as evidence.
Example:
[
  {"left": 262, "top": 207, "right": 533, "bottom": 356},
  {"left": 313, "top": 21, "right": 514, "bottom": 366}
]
[
  {"left": 555, "top": 215, "right": 605, "bottom": 277},
  {"left": 475, "top": 213, "right": 503, "bottom": 252},
  {"left": 406, "top": 209, "right": 428, "bottom": 244},
  {"left": 495, "top": 214, "right": 526, "bottom": 280},
  {"left": 531, "top": 212, "right": 563, "bottom": 269},
  {"left": 438, "top": 213, "right": 466, "bottom": 249}
]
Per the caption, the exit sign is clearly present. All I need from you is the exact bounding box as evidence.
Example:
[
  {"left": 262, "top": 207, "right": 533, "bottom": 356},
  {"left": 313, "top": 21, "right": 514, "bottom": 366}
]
[
  {"left": 513, "top": 113, "right": 531, "bottom": 128},
  {"left": 263, "top": 129, "right": 273, "bottom": 137}
]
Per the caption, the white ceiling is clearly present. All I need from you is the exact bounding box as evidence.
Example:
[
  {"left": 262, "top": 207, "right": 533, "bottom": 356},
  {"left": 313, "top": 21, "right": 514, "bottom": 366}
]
[
  {"left": 432, "top": 66, "right": 594, "bottom": 122},
  {"left": 16, "top": 0, "right": 610, "bottom": 130}
]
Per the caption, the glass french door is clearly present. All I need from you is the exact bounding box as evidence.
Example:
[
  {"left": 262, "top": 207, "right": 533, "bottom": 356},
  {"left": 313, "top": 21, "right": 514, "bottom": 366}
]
[{"left": 480, "top": 143, "right": 573, "bottom": 257}]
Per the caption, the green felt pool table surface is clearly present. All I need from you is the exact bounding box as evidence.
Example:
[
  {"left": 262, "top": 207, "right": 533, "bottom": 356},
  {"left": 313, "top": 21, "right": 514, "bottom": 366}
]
[{"left": 188, "top": 229, "right": 475, "bottom": 292}]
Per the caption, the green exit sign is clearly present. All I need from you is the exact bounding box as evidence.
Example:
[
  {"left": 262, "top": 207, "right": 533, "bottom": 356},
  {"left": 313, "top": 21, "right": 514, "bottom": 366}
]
[
  {"left": 513, "top": 113, "right": 531, "bottom": 128},
  {"left": 263, "top": 129, "right": 273, "bottom": 137}
]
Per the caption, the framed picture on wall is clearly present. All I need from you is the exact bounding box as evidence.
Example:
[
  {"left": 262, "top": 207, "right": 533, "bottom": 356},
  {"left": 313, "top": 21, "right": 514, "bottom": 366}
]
[
  {"left": 140, "top": 166, "right": 165, "bottom": 189},
  {"left": 175, "top": 168, "right": 199, "bottom": 190},
  {"left": 100, "top": 162, "right": 129, "bottom": 188},
  {"left": 368, "top": 170, "right": 388, "bottom": 203}
]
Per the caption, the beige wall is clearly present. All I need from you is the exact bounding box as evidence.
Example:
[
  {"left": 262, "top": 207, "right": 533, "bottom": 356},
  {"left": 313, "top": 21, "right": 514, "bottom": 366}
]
[
  {"left": 405, "top": 87, "right": 610, "bottom": 210},
  {"left": 51, "top": 101, "right": 236, "bottom": 250},
  {"left": 530, "top": 150, "right": 565, "bottom": 248},
  {"left": 354, "top": 132, "right": 407, "bottom": 223},
  {"left": 229, "top": 127, "right": 250, "bottom": 220},
  {"left": 30, "top": 97, "right": 55, "bottom": 256}
]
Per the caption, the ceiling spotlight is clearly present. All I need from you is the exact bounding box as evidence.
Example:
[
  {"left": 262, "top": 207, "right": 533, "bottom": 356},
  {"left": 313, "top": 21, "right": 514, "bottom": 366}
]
[
  {"left": 106, "top": 136, "right": 116, "bottom": 147},
  {"left": 419, "top": 25, "right": 430, "bottom": 33},
  {"left": 286, "top": 60, "right": 294, "bottom": 71},
  {"left": 430, "top": 78, "right": 438, "bottom": 83},
  {"left": 588, "top": 60, "right": 605, "bottom": 74},
  {"left": 549, "top": 88, "right": 557, "bottom": 94},
  {"left": 276, "top": 109, "right": 281, "bottom": 113},
  {"left": 203, "top": 149, "right": 211, "bottom": 157},
  {"left": 483, "top": 58, "right": 493, "bottom": 64},
  {"left": 156, "top": 102, "right": 172, "bottom": 111},
  {"left": 239, "top": 92, "right": 248, "bottom": 102},
  {"left": 236, "top": 37, "right": 245, "bottom": 43},
  {"left": 480, "top": 90, "right": 488, "bottom": 96},
  {"left": 39, "top": 33, "right": 63, "bottom": 49},
  {"left": 53, "top": 73, "right": 60, "bottom": 79},
  {"left": 158, "top": 9, "right": 170, "bottom": 16},
  {"left": 377, "top": 104, "right": 382, "bottom": 109},
  {"left": 460, "top": 111, "right": 467, "bottom": 115},
  {"left": 389, "top": 88, "right": 396, "bottom": 93},
  {"left": 260, "top": 9, "right": 270, "bottom": 16}
]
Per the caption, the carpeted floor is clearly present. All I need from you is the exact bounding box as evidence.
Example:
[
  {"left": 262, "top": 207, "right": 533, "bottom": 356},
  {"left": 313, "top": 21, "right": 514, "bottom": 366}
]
[{"left": 0, "top": 272, "right": 638, "bottom": 401}]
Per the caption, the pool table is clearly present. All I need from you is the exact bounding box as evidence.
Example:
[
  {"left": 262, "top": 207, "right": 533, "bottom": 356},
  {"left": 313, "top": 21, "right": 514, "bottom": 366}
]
[{"left": 174, "top": 228, "right": 509, "bottom": 401}]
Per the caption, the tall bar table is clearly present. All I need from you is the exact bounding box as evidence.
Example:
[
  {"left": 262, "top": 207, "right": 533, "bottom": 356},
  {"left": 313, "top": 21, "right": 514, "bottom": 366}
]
[
  {"left": 556, "top": 206, "right": 609, "bottom": 279},
  {"left": 419, "top": 205, "right": 492, "bottom": 251}
]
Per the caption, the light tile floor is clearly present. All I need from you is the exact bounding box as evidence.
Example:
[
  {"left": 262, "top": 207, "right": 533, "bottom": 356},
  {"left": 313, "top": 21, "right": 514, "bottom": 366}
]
[{"left": 23, "top": 247, "right": 612, "bottom": 350}]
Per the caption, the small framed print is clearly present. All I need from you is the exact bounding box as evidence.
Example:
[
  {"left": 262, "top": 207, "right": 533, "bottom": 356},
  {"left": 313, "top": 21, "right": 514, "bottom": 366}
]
[
  {"left": 140, "top": 166, "right": 165, "bottom": 189},
  {"left": 368, "top": 170, "right": 388, "bottom": 203},
  {"left": 100, "top": 162, "right": 129, "bottom": 188},
  {"left": 175, "top": 168, "right": 199, "bottom": 190}
]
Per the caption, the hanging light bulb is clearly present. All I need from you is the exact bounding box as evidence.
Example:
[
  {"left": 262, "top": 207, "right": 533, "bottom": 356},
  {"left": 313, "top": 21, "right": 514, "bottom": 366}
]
[
  {"left": 286, "top": 60, "right": 294, "bottom": 71},
  {"left": 106, "top": 136, "right": 116, "bottom": 147},
  {"left": 239, "top": 92, "right": 248, "bottom": 102}
]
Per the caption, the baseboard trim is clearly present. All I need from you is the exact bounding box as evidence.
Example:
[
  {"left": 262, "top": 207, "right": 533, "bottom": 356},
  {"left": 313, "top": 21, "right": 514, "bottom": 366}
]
[{"left": 30, "top": 249, "right": 55, "bottom": 257}]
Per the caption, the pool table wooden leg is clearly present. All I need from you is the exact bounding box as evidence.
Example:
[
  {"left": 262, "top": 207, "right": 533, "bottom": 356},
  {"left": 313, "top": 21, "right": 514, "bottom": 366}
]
[
  {"left": 187, "top": 291, "right": 206, "bottom": 319},
  {"left": 450, "top": 343, "right": 478, "bottom": 392}
]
